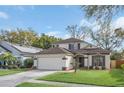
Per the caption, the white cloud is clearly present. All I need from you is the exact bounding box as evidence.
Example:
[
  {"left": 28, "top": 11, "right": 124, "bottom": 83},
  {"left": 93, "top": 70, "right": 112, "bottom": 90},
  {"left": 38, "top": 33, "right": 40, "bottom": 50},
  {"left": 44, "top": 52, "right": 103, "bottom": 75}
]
[
  {"left": 0, "top": 12, "right": 9, "bottom": 19},
  {"left": 46, "top": 26, "right": 52, "bottom": 29},
  {"left": 64, "top": 34, "right": 70, "bottom": 39},
  {"left": 79, "top": 19, "right": 100, "bottom": 32},
  {"left": 113, "top": 17, "right": 124, "bottom": 29},
  {"left": 46, "top": 31, "right": 60, "bottom": 37},
  {"left": 46, "top": 31, "right": 70, "bottom": 39}
]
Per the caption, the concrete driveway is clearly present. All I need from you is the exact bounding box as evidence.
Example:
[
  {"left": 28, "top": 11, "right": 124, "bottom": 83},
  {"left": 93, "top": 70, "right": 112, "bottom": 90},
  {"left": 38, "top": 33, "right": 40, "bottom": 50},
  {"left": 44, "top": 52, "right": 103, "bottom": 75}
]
[{"left": 0, "top": 70, "right": 56, "bottom": 87}]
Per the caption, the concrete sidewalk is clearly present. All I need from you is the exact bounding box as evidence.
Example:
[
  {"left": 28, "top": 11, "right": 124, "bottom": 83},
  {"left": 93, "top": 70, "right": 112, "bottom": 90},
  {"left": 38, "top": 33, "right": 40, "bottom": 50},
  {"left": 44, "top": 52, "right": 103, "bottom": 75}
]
[{"left": 27, "top": 79, "right": 98, "bottom": 87}]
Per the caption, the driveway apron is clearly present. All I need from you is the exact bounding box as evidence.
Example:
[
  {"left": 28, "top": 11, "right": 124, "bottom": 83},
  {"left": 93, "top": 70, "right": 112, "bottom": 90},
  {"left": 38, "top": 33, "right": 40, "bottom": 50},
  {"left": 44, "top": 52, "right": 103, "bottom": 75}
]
[{"left": 0, "top": 70, "right": 56, "bottom": 87}]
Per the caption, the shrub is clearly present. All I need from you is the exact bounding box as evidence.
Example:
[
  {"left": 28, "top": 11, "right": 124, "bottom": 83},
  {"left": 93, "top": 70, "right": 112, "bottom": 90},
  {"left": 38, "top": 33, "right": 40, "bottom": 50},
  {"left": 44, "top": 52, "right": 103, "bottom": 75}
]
[
  {"left": 110, "top": 52, "right": 122, "bottom": 60},
  {"left": 7, "top": 65, "right": 18, "bottom": 69},
  {"left": 20, "top": 66, "right": 26, "bottom": 69},
  {"left": 121, "top": 64, "right": 124, "bottom": 70},
  {"left": 24, "top": 58, "right": 33, "bottom": 68}
]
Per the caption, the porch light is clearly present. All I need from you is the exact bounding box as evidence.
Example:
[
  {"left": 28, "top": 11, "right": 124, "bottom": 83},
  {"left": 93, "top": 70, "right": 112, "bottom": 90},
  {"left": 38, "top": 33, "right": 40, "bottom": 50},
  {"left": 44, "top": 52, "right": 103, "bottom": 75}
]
[
  {"left": 33, "top": 56, "right": 37, "bottom": 60},
  {"left": 34, "top": 58, "right": 37, "bottom": 60}
]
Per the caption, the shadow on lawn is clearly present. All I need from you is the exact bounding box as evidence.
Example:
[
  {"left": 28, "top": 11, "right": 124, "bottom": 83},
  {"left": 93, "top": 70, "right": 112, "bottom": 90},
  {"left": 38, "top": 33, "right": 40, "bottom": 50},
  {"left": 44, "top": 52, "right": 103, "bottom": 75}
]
[{"left": 110, "top": 69, "right": 124, "bottom": 86}]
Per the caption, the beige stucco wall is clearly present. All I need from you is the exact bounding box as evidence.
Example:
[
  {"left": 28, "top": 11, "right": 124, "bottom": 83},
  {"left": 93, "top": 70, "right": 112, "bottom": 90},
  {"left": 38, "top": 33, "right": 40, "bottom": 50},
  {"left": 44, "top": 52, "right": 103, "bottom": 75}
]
[
  {"left": 57, "top": 43, "right": 68, "bottom": 49},
  {"left": 53, "top": 42, "right": 91, "bottom": 50},
  {"left": 84, "top": 55, "right": 92, "bottom": 67},
  {"left": 33, "top": 59, "right": 37, "bottom": 67},
  {"left": 105, "top": 55, "right": 110, "bottom": 69},
  {"left": 65, "top": 55, "right": 74, "bottom": 69}
]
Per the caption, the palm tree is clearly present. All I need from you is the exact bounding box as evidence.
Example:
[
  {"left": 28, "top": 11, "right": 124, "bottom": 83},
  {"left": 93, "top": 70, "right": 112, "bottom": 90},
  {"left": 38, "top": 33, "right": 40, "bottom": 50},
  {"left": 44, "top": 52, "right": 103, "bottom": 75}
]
[{"left": 0, "top": 52, "right": 17, "bottom": 68}]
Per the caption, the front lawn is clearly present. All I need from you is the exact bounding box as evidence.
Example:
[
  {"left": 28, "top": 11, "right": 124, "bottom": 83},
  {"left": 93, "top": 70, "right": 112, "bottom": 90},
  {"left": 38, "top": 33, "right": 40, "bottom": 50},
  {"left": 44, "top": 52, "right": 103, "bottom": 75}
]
[
  {"left": 38, "top": 69, "right": 124, "bottom": 87},
  {"left": 16, "top": 82, "right": 62, "bottom": 87},
  {"left": 0, "top": 69, "right": 28, "bottom": 76}
]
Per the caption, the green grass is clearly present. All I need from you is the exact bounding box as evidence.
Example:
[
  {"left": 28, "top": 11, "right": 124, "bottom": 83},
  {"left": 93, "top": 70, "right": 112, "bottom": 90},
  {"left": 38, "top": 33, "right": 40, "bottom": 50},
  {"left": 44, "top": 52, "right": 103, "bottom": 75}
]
[
  {"left": 38, "top": 69, "right": 124, "bottom": 87},
  {"left": 16, "top": 82, "right": 62, "bottom": 87},
  {"left": 0, "top": 69, "right": 28, "bottom": 76}
]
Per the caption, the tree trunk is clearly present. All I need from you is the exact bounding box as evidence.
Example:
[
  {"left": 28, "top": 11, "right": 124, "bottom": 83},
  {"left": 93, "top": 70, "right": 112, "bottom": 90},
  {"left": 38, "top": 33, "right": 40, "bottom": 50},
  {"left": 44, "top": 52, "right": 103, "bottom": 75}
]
[
  {"left": 74, "top": 61, "right": 77, "bottom": 73},
  {"left": 74, "top": 57, "right": 78, "bottom": 73}
]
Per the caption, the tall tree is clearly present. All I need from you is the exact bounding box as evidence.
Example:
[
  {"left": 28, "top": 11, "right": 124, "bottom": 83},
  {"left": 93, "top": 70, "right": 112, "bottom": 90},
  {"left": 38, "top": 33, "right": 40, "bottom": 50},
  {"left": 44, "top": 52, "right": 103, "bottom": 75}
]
[
  {"left": 81, "top": 6, "right": 124, "bottom": 25},
  {"left": 0, "top": 52, "right": 17, "bottom": 66},
  {"left": 66, "top": 25, "right": 91, "bottom": 40},
  {"left": 91, "top": 27, "right": 124, "bottom": 50},
  {"left": 81, "top": 5, "right": 124, "bottom": 50},
  {"left": 32, "top": 33, "right": 61, "bottom": 49},
  {"left": 0, "top": 28, "right": 37, "bottom": 46},
  {"left": 16, "top": 28, "right": 37, "bottom": 46}
]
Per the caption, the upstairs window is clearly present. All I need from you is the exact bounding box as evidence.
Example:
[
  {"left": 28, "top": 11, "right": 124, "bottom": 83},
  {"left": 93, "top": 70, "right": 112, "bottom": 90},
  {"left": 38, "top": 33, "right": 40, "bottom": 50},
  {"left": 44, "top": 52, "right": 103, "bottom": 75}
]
[
  {"left": 69, "top": 44, "right": 74, "bottom": 50},
  {"left": 78, "top": 43, "right": 80, "bottom": 50}
]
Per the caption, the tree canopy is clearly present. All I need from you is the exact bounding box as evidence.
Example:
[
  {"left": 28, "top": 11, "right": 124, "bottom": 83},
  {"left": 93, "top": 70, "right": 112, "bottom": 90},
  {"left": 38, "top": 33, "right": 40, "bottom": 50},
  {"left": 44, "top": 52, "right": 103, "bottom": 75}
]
[
  {"left": 66, "top": 25, "right": 91, "bottom": 40},
  {"left": 0, "top": 28, "right": 62, "bottom": 49},
  {"left": 81, "top": 6, "right": 124, "bottom": 25},
  {"left": 32, "top": 33, "right": 62, "bottom": 49},
  {"left": 80, "top": 5, "right": 124, "bottom": 51},
  {"left": 0, "top": 28, "right": 37, "bottom": 46},
  {"left": 0, "top": 52, "right": 17, "bottom": 65}
]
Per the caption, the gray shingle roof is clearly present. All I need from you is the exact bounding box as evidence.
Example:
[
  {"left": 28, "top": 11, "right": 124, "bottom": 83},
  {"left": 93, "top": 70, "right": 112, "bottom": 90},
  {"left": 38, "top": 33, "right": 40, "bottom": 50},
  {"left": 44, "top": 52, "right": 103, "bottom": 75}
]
[
  {"left": 36, "top": 47, "right": 73, "bottom": 55},
  {"left": 11, "top": 44, "right": 42, "bottom": 53},
  {"left": 0, "top": 41, "right": 42, "bottom": 54},
  {"left": 75, "top": 48, "right": 110, "bottom": 55},
  {"left": 52, "top": 38, "right": 83, "bottom": 44}
]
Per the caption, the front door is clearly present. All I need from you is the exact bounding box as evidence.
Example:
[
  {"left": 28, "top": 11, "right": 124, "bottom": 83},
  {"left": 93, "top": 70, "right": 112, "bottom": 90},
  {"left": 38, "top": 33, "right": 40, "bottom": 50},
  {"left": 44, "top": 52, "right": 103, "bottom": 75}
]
[{"left": 79, "top": 57, "right": 84, "bottom": 67}]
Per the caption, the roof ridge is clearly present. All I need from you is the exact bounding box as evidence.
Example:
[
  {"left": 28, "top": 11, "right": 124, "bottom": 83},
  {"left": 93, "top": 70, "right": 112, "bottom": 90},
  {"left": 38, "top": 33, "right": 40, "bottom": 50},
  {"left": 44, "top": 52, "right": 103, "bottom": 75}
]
[{"left": 52, "top": 38, "right": 94, "bottom": 46}]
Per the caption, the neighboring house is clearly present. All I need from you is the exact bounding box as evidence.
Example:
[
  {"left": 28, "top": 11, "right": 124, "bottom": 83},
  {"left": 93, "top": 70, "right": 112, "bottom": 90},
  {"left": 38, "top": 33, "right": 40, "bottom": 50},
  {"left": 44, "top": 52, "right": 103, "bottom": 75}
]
[
  {"left": 0, "top": 41, "right": 42, "bottom": 65},
  {"left": 0, "top": 45, "right": 10, "bottom": 54},
  {"left": 34, "top": 38, "right": 110, "bottom": 70}
]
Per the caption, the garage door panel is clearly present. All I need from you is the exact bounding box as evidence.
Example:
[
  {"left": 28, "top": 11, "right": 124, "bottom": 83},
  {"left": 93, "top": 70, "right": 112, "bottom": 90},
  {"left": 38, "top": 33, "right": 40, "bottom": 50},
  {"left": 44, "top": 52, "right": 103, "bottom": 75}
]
[{"left": 38, "top": 57, "right": 64, "bottom": 70}]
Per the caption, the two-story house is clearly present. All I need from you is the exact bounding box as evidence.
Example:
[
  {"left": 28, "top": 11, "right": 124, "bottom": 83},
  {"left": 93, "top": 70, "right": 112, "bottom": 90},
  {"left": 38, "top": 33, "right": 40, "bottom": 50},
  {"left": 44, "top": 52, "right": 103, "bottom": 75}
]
[{"left": 34, "top": 38, "right": 110, "bottom": 70}]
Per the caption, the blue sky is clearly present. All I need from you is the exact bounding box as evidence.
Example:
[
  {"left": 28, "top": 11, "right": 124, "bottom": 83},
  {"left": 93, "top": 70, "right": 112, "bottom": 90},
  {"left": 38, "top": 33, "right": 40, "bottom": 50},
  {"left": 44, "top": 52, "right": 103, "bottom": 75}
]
[{"left": 0, "top": 5, "right": 124, "bottom": 39}]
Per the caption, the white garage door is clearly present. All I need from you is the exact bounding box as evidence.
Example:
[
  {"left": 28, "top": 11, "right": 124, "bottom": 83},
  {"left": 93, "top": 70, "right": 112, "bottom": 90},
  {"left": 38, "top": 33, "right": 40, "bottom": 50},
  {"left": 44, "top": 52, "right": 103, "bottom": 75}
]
[{"left": 37, "top": 57, "right": 65, "bottom": 70}]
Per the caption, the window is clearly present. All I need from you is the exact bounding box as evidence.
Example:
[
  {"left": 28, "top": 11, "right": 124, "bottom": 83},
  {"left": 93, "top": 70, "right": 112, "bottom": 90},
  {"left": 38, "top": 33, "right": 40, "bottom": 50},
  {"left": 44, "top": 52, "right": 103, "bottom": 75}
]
[
  {"left": 68, "top": 44, "right": 74, "bottom": 50},
  {"left": 56, "top": 45, "right": 59, "bottom": 47},
  {"left": 78, "top": 43, "right": 80, "bottom": 50},
  {"left": 92, "top": 56, "right": 105, "bottom": 66}
]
